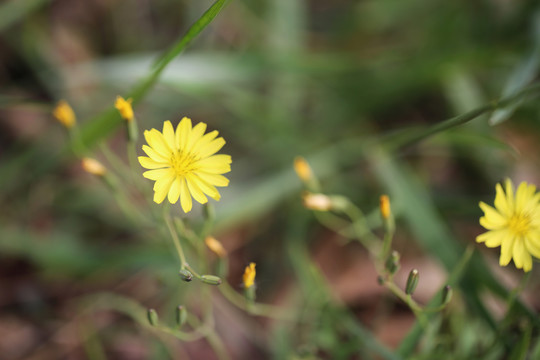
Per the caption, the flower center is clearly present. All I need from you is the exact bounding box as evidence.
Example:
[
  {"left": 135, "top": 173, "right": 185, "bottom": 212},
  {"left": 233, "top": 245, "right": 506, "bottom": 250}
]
[
  {"left": 170, "top": 150, "right": 198, "bottom": 177},
  {"left": 507, "top": 213, "right": 531, "bottom": 237}
]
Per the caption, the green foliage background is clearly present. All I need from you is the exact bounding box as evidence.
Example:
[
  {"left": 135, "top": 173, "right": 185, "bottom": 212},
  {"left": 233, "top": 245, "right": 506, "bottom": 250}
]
[{"left": 1, "top": 0, "right": 540, "bottom": 359}]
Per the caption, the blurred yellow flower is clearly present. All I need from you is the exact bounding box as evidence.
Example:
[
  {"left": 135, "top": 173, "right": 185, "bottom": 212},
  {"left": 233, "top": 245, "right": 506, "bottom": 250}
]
[
  {"left": 294, "top": 156, "right": 313, "bottom": 182},
  {"left": 139, "top": 117, "right": 231, "bottom": 212},
  {"left": 53, "top": 100, "right": 76, "bottom": 128},
  {"left": 115, "top": 96, "right": 134, "bottom": 122},
  {"left": 81, "top": 157, "right": 106, "bottom": 176},
  {"left": 379, "top": 194, "right": 391, "bottom": 220},
  {"left": 205, "top": 236, "right": 227, "bottom": 258},
  {"left": 477, "top": 179, "right": 540, "bottom": 272},
  {"left": 303, "top": 193, "right": 332, "bottom": 211},
  {"left": 243, "top": 262, "right": 256, "bottom": 289}
]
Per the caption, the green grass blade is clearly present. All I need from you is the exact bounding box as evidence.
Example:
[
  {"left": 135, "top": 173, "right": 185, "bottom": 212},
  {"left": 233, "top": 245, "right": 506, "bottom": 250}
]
[
  {"left": 0, "top": 0, "right": 50, "bottom": 32},
  {"left": 490, "top": 11, "right": 540, "bottom": 125},
  {"left": 78, "top": 0, "right": 230, "bottom": 149}
]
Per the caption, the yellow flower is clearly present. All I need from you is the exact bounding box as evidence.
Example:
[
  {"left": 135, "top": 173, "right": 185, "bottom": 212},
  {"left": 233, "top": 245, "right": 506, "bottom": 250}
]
[
  {"left": 243, "top": 262, "right": 256, "bottom": 289},
  {"left": 379, "top": 194, "right": 391, "bottom": 220},
  {"left": 294, "top": 156, "right": 313, "bottom": 182},
  {"left": 138, "top": 117, "right": 231, "bottom": 212},
  {"left": 53, "top": 100, "right": 76, "bottom": 128},
  {"left": 477, "top": 179, "right": 540, "bottom": 272},
  {"left": 205, "top": 236, "right": 227, "bottom": 258},
  {"left": 303, "top": 193, "right": 332, "bottom": 211},
  {"left": 81, "top": 157, "right": 106, "bottom": 176},
  {"left": 115, "top": 96, "right": 134, "bottom": 122}
]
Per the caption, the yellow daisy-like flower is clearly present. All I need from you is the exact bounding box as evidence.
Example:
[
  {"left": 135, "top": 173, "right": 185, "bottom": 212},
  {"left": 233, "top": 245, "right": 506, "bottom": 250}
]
[
  {"left": 115, "top": 96, "right": 134, "bottom": 122},
  {"left": 243, "top": 262, "right": 256, "bottom": 289},
  {"left": 53, "top": 100, "right": 76, "bottom": 128},
  {"left": 477, "top": 179, "right": 540, "bottom": 272},
  {"left": 138, "top": 117, "right": 231, "bottom": 212}
]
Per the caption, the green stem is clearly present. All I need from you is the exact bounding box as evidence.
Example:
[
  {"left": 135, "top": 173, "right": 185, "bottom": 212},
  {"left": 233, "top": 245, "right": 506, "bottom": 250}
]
[{"left": 164, "top": 212, "right": 187, "bottom": 268}]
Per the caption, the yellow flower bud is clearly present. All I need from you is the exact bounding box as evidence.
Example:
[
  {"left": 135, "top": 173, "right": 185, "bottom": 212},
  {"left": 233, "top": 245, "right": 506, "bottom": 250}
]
[
  {"left": 81, "top": 157, "right": 107, "bottom": 176},
  {"left": 205, "top": 236, "right": 227, "bottom": 258},
  {"left": 303, "top": 193, "right": 332, "bottom": 211},
  {"left": 53, "top": 100, "right": 76, "bottom": 128},
  {"left": 380, "top": 194, "right": 391, "bottom": 220},
  {"left": 294, "top": 156, "right": 313, "bottom": 182},
  {"left": 242, "top": 262, "right": 256, "bottom": 289},
  {"left": 114, "top": 96, "right": 134, "bottom": 122}
]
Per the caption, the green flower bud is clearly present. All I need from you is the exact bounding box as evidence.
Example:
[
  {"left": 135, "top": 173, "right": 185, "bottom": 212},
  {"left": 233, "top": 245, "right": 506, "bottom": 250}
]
[
  {"left": 385, "top": 251, "right": 400, "bottom": 275},
  {"left": 200, "top": 275, "right": 222, "bottom": 286},
  {"left": 405, "top": 269, "right": 419, "bottom": 295},
  {"left": 179, "top": 269, "right": 193, "bottom": 282},
  {"left": 441, "top": 285, "right": 453, "bottom": 305},
  {"left": 147, "top": 308, "right": 158, "bottom": 326},
  {"left": 176, "top": 305, "right": 187, "bottom": 327}
]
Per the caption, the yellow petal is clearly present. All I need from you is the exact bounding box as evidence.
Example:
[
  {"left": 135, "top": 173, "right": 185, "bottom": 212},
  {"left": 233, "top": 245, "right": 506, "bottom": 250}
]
[
  {"left": 144, "top": 129, "right": 171, "bottom": 158},
  {"left": 198, "top": 138, "right": 225, "bottom": 159},
  {"left": 196, "top": 172, "right": 229, "bottom": 187},
  {"left": 143, "top": 168, "right": 173, "bottom": 181},
  {"left": 153, "top": 173, "right": 175, "bottom": 204},
  {"left": 515, "top": 182, "right": 529, "bottom": 213},
  {"left": 168, "top": 177, "right": 181, "bottom": 204},
  {"left": 162, "top": 120, "right": 176, "bottom": 149},
  {"left": 476, "top": 230, "right": 506, "bottom": 248},
  {"left": 191, "top": 130, "right": 219, "bottom": 154},
  {"left": 499, "top": 235, "right": 515, "bottom": 266},
  {"left": 142, "top": 145, "right": 168, "bottom": 163},
  {"left": 479, "top": 202, "right": 506, "bottom": 229},
  {"left": 505, "top": 178, "right": 515, "bottom": 213},
  {"left": 513, "top": 238, "right": 533, "bottom": 271},
  {"left": 196, "top": 155, "right": 232, "bottom": 174},
  {"left": 186, "top": 122, "right": 207, "bottom": 152},
  {"left": 139, "top": 156, "right": 168, "bottom": 170},
  {"left": 186, "top": 176, "right": 208, "bottom": 204},
  {"left": 176, "top": 117, "right": 192, "bottom": 150},
  {"left": 189, "top": 174, "right": 220, "bottom": 200},
  {"left": 524, "top": 232, "right": 540, "bottom": 259},
  {"left": 179, "top": 178, "right": 193, "bottom": 213},
  {"left": 494, "top": 183, "right": 509, "bottom": 217}
]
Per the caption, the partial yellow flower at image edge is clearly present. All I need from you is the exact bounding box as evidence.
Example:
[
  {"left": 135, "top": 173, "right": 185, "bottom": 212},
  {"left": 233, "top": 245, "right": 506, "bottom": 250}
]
[
  {"left": 477, "top": 179, "right": 540, "bottom": 272},
  {"left": 138, "top": 117, "right": 231, "bottom": 213}
]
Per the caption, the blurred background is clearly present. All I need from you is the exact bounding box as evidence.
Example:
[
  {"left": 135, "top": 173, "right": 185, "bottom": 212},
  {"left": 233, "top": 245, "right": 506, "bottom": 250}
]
[{"left": 1, "top": 0, "right": 540, "bottom": 359}]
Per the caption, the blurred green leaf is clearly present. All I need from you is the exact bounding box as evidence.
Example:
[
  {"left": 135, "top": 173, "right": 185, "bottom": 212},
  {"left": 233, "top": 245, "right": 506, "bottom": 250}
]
[{"left": 0, "top": 0, "right": 50, "bottom": 32}]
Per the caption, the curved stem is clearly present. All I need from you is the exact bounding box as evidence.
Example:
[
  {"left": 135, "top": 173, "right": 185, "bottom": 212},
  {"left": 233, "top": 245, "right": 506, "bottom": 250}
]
[{"left": 164, "top": 212, "right": 187, "bottom": 268}]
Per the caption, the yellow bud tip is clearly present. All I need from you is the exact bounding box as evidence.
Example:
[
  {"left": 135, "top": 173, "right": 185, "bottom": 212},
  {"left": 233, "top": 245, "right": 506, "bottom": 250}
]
[
  {"left": 294, "top": 156, "right": 313, "bottom": 182},
  {"left": 380, "top": 194, "right": 391, "bottom": 219},
  {"left": 81, "top": 157, "right": 106, "bottom": 176},
  {"left": 303, "top": 193, "right": 332, "bottom": 211},
  {"left": 242, "top": 262, "right": 256, "bottom": 289},
  {"left": 205, "top": 236, "right": 227, "bottom": 258},
  {"left": 53, "top": 100, "right": 76, "bottom": 128},
  {"left": 114, "top": 96, "right": 134, "bottom": 122}
]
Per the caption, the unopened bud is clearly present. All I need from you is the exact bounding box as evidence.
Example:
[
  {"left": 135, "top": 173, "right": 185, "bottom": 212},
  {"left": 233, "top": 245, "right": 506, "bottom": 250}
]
[
  {"left": 385, "top": 251, "right": 400, "bottom": 275},
  {"left": 405, "top": 269, "right": 419, "bottom": 295},
  {"left": 115, "top": 96, "right": 134, "bottom": 122},
  {"left": 200, "top": 275, "right": 222, "bottom": 286},
  {"left": 303, "top": 193, "right": 332, "bottom": 211},
  {"left": 53, "top": 100, "right": 76, "bottom": 128},
  {"left": 294, "top": 156, "right": 313, "bottom": 182},
  {"left": 81, "top": 157, "right": 107, "bottom": 176},
  {"left": 379, "top": 195, "right": 391, "bottom": 220},
  {"left": 176, "top": 305, "right": 187, "bottom": 327},
  {"left": 147, "top": 309, "right": 158, "bottom": 326},
  {"left": 441, "top": 285, "right": 452, "bottom": 305},
  {"left": 242, "top": 262, "right": 256, "bottom": 289},
  {"left": 205, "top": 236, "right": 227, "bottom": 258},
  {"left": 179, "top": 269, "right": 193, "bottom": 282}
]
